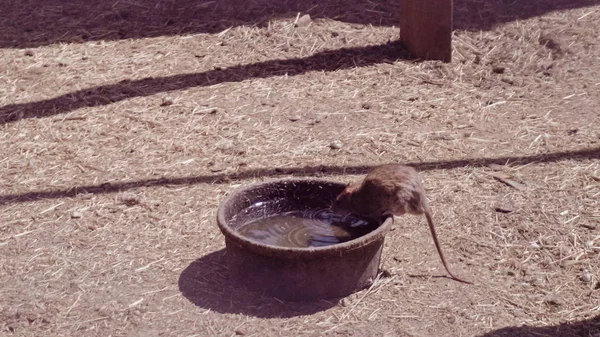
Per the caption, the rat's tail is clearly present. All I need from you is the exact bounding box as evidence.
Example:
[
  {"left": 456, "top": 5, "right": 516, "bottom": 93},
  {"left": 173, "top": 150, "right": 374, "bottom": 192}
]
[{"left": 424, "top": 210, "right": 473, "bottom": 285}]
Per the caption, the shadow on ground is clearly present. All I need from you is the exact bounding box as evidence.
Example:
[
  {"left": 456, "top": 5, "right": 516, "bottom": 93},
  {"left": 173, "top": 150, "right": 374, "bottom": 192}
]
[
  {"left": 453, "top": 0, "right": 597, "bottom": 31},
  {"left": 2, "top": 0, "right": 597, "bottom": 124},
  {"left": 0, "top": 41, "right": 409, "bottom": 125},
  {"left": 477, "top": 315, "right": 600, "bottom": 337},
  {"left": 1, "top": 0, "right": 597, "bottom": 48},
  {"left": 178, "top": 249, "right": 336, "bottom": 318},
  {"left": 1, "top": 147, "right": 598, "bottom": 206}
]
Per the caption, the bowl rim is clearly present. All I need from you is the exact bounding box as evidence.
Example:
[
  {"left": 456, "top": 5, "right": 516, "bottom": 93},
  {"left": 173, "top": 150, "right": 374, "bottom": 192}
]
[{"left": 216, "top": 178, "right": 393, "bottom": 258}]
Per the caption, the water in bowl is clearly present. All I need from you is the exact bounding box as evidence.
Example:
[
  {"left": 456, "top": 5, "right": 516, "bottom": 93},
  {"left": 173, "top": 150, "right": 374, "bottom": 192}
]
[{"left": 235, "top": 206, "right": 380, "bottom": 248}]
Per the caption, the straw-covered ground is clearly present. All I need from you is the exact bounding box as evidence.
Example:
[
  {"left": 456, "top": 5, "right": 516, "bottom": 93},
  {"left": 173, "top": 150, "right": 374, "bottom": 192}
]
[{"left": 1, "top": 0, "right": 600, "bottom": 336}]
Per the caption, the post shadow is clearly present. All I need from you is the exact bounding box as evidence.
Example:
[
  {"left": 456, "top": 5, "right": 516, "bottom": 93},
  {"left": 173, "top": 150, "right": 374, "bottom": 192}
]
[
  {"left": 2, "top": 0, "right": 597, "bottom": 48},
  {"left": 0, "top": 147, "right": 598, "bottom": 206},
  {"left": 477, "top": 315, "right": 600, "bottom": 337},
  {"left": 177, "top": 249, "right": 337, "bottom": 318}
]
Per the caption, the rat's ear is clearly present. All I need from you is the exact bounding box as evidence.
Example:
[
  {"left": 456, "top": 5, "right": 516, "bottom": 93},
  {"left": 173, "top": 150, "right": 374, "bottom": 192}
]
[{"left": 345, "top": 182, "right": 360, "bottom": 193}]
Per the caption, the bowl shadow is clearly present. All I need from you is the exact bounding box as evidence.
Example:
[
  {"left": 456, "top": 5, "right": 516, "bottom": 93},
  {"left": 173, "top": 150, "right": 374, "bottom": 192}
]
[{"left": 178, "top": 249, "right": 338, "bottom": 318}]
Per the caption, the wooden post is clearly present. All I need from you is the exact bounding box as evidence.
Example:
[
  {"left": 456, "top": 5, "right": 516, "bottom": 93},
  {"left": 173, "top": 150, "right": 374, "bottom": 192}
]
[{"left": 399, "top": 0, "right": 453, "bottom": 62}]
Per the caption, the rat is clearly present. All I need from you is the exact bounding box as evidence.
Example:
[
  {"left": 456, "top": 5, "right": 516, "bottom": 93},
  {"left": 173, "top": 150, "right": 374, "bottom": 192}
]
[{"left": 331, "top": 164, "right": 472, "bottom": 284}]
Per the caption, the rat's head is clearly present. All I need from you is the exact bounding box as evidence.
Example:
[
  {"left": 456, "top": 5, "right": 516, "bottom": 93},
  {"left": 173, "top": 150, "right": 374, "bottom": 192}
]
[{"left": 330, "top": 186, "right": 356, "bottom": 216}]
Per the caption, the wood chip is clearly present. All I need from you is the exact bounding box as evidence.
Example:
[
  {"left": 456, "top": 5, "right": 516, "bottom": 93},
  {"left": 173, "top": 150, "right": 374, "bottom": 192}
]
[
  {"left": 295, "top": 14, "right": 312, "bottom": 27},
  {"left": 487, "top": 163, "right": 507, "bottom": 171},
  {"left": 582, "top": 269, "right": 592, "bottom": 283},
  {"left": 543, "top": 294, "right": 562, "bottom": 306},
  {"left": 160, "top": 97, "right": 174, "bottom": 106},
  {"left": 580, "top": 222, "right": 596, "bottom": 230},
  {"left": 485, "top": 172, "right": 527, "bottom": 191},
  {"left": 329, "top": 140, "right": 343, "bottom": 149},
  {"left": 494, "top": 205, "right": 515, "bottom": 213},
  {"left": 500, "top": 178, "right": 526, "bottom": 191}
]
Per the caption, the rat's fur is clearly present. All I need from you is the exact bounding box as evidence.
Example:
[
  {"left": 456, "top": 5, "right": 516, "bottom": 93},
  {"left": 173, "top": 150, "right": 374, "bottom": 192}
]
[{"left": 332, "top": 164, "right": 472, "bottom": 284}]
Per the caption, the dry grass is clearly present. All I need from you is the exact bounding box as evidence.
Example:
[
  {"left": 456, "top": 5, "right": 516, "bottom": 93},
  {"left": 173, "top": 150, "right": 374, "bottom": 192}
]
[{"left": 1, "top": 0, "right": 600, "bottom": 336}]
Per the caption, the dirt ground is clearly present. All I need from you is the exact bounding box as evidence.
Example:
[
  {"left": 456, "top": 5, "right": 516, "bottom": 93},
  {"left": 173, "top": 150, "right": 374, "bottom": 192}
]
[{"left": 1, "top": 0, "right": 600, "bottom": 336}]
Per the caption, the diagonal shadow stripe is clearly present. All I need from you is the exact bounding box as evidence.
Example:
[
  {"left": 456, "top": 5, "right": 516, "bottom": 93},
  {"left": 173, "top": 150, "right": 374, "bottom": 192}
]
[
  {"left": 0, "top": 41, "right": 409, "bottom": 125},
  {"left": 1, "top": 147, "right": 598, "bottom": 206}
]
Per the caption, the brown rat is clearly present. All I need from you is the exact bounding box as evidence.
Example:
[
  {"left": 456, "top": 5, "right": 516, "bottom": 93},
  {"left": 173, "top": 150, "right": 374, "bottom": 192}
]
[{"left": 331, "top": 164, "right": 472, "bottom": 284}]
